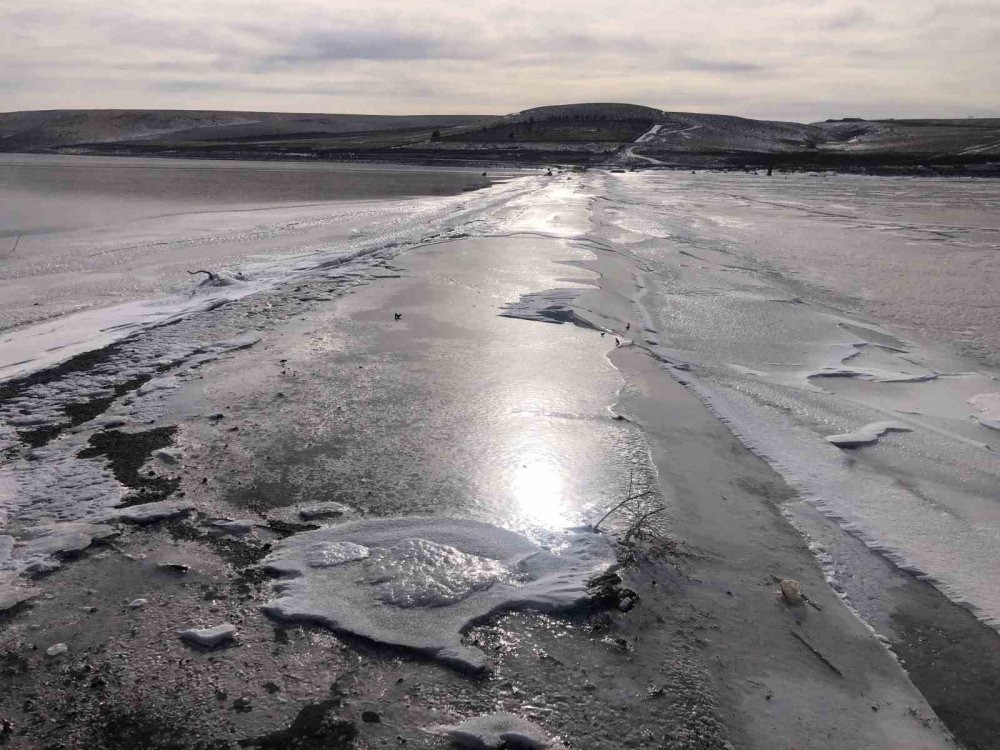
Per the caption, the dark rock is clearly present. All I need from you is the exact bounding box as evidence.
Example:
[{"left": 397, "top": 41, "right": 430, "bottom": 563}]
[{"left": 361, "top": 711, "right": 381, "bottom": 724}]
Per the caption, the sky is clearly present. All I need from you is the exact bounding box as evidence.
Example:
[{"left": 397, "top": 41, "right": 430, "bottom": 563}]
[{"left": 3, "top": 0, "right": 999, "bottom": 121}]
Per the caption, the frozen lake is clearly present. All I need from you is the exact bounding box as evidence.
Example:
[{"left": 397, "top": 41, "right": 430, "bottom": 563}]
[{"left": 2, "top": 163, "right": 999, "bottom": 628}]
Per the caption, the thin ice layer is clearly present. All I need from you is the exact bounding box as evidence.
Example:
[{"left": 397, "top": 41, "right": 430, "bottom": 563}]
[{"left": 262, "top": 517, "right": 614, "bottom": 671}]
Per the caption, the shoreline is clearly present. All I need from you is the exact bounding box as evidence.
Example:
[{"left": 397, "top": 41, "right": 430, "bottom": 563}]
[
  {"left": 6, "top": 147, "right": 1000, "bottom": 178},
  {"left": 0, "top": 172, "right": 996, "bottom": 747}
]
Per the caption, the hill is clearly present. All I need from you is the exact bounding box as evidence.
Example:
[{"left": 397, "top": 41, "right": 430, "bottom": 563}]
[
  {"left": 0, "top": 109, "right": 493, "bottom": 154},
  {"left": 2, "top": 105, "right": 998, "bottom": 174}
]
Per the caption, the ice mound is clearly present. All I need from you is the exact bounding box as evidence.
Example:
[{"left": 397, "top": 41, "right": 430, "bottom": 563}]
[
  {"left": 366, "top": 538, "right": 514, "bottom": 608},
  {"left": 304, "top": 541, "right": 370, "bottom": 567},
  {"left": 441, "top": 712, "right": 551, "bottom": 749},
  {"left": 825, "top": 420, "right": 913, "bottom": 448},
  {"left": 262, "top": 517, "right": 614, "bottom": 671},
  {"left": 969, "top": 393, "right": 1000, "bottom": 431}
]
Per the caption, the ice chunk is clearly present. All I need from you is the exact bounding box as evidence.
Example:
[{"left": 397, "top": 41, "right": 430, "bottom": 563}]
[
  {"left": 0, "top": 576, "right": 32, "bottom": 612},
  {"left": 825, "top": 421, "right": 912, "bottom": 448},
  {"left": 137, "top": 376, "right": 179, "bottom": 396},
  {"left": 298, "top": 502, "right": 353, "bottom": 521},
  {"left": 153, "top": 448, "right": 182, "bottom": 464},
  {"left": 969, "top": 393, "right": 1000, "bottom": 431},
  {"left": 442, "top": 712, "right": 551, "bottom": 750},
  {"left": 808, "top": 366, "right": 936, "bottom": 383},
  {"left": 211, "top": 519, "right": 255, "bottom": 535},
  {"left": 499, "top": 288, "right": 595, "bottom": 328},
  {"left": 19, "top": 522, "right": 117, "bottom": 558},
  {"left": 104, "top": 500, "right": 194, "bottom": 524},
  {"left": 262, "top": 517, "right": 614, "bottom": 672},
  {"left": 178, "top": 623, "right": 237, "bottom": 648}
]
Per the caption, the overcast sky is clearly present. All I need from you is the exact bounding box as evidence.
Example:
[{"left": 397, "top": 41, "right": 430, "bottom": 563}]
[{"left": 3, "top": 0, "right": 998, "bottom": 121}]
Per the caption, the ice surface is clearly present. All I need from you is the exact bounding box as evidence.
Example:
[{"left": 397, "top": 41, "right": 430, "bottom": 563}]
[
  {"left": 262, "top": 517, "right": 614, "bottom": 671},
  {"left": 826, "top": 421, "right": 913, "bottom": 448},
  {"left": 178, "top": 623, "right": 238, "bottom": 648},
  {"left": 441, "top": 712, "right": 551, "bottom": 749},
  {"left": 969, "top": 393, "right": 1000, "bottom": 431}
]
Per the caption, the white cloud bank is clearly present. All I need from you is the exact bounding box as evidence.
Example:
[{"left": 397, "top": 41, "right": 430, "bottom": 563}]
[{"left": 2, "top": 0, "right": 998, "bottom": 121}]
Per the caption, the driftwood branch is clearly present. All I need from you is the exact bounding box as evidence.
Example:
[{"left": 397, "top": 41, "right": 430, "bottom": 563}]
[
  {"left": 593, "top": 467, "right": 665, "bottom": 542},
  {"left": 187, "top": 269, "right": 219, "bottom": 282}
]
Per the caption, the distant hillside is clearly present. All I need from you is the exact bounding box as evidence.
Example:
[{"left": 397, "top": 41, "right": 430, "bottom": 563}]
[
  {"left": 2, "top": 104, "right": 998, "bottom": 174},
  {"left": 442, "top": 103, "right": 660, "bottom": 143},
  {"left": 0, "top": 109, "right": 494, "bottom": 152}
]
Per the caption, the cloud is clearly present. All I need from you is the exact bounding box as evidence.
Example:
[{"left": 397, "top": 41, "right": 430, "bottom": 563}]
[{"left": 0, "top": 0, "right": 998, "bottom": 120}]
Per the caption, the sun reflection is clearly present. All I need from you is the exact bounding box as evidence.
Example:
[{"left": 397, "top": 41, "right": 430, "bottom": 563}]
[{"left": 511, "top": 459, "right": 568, "bottom": 529}]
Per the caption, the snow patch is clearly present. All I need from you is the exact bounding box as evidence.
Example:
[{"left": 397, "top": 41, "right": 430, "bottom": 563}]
[{"left": 262, "top": 517, "right": 614, "bottom": 671}]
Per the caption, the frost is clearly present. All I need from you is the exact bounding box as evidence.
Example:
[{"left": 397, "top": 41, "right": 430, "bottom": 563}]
[
  {"left": 441, "top": 712, "right": 551, "bottom": 750},
  {"left": 262, "top": 517, "right": 614, "bottom": 671}
]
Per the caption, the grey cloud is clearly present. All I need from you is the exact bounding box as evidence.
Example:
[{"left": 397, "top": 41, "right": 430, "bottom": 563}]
[
  {"left": 823, "top": 7, "right": 875, "bottom": 30},
  {"left": 674, "top": 56, "right": 766, "bottom": 74}
]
